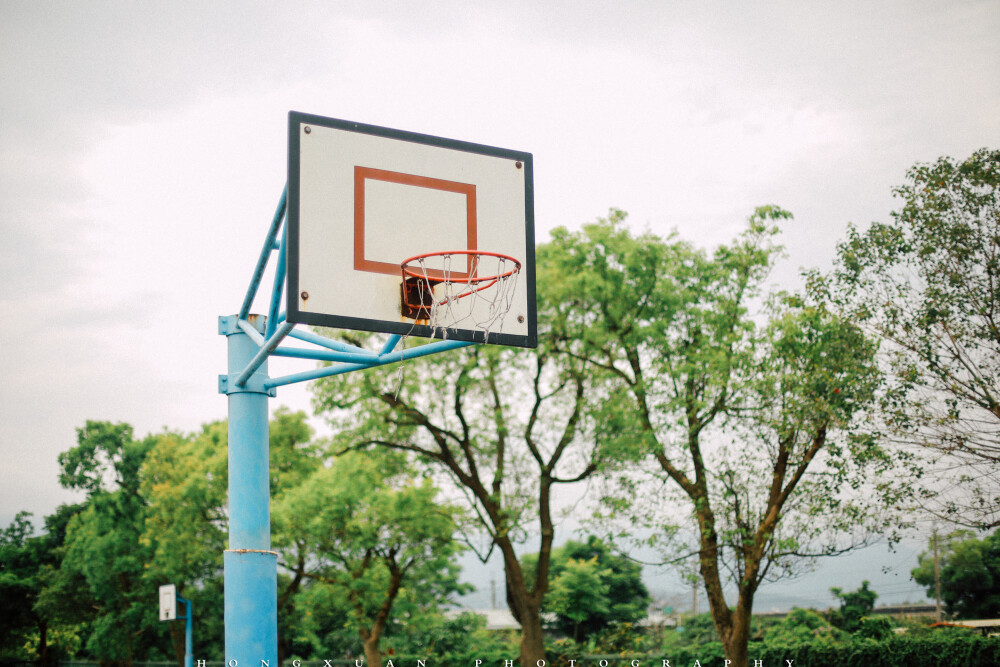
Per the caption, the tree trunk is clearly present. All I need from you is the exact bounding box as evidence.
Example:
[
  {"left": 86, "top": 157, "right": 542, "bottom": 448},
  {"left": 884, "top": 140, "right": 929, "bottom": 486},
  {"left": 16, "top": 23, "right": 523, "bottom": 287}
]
[
  {"left": 499, "top": 539, "right": 546, "bottom": 665},
  {"left": 695, "top": 503, "right": 757, "bottom": 667},
  {"left": 37, "top": 620, "right": 49, "bottom": 667},
  {"left": 169, "top": 622, "right": 186, "bottom": 667},
  {"left": 717, "top": 605, "right": 752, "bottom": 667},
  {"left": 362, "top": 634, "right": 381, "bottom": 667},
  {"left": 358, "top": 563, "right": 403, "bottom": 667},
  {"left": 518, "top": 604, "right": 546, "bottom": 666},
  {"left": 277, "top": 553, "right": 306, "bottom": 665}
]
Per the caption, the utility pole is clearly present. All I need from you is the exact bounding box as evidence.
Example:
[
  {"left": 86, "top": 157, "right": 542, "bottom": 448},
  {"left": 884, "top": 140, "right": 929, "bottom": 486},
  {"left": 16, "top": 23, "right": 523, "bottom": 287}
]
[{"left": 932, "top": 527, "right": 943, "bottom": 622}]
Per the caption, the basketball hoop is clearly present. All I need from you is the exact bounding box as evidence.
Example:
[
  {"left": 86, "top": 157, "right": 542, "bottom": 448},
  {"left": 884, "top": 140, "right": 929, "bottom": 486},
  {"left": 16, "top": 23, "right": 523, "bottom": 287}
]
[{"left": 400, "top": 250, "right": 522, "bottom": 342}]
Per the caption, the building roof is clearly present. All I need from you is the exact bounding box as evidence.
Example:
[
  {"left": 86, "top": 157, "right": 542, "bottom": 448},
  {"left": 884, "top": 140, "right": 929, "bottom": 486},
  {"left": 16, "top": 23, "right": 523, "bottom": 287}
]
[
  {"left": 445, "top": 608, "right": 520, "bottom": 631},
  {"left": 932, "top": 619, "right": 1000, "bottom": 629}
]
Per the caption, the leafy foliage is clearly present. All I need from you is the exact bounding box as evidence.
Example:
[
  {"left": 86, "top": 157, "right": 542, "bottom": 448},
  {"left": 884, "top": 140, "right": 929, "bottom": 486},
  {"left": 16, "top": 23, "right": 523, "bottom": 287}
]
[
  {"left": 912, "top": 528, "right": 1000, "bottom": 619},
  {"left": 754, "top": 629, "right": 1000, "bottom": 667},
  {"left": 142, "top": 425, "right": 226, "bottom": 581},
  {"left": 0, "top": 507, "right": 87, "bottom": 664},
  {"left": 542, "top": 206, "right": 909, "bottom": 666},
  {"left": 273, "top": 450, "right": 467, "bottom": 665},
  {"left": 50, "top": 422, "right": 162, "bottom": 665},
  {"left": 8, "top": 410, "right": 469, "bottom": 666},
  {"left": 140, "top": 422, "right": 230, "bottom": 661},
  {"left": 546, "top": 557, "right": 610, "bottom": 642},
  {"left": 14, "top": 160, "right": 1000, "bottom": 663},
  {"left": 522, "top": 536, "right": 649, "bottom": 643},
  {"left": 311, "top": 333, "right": 609, "bottom": 665},
  {"left": 383, "top": 611, "right": 517, "bottom": 665},
  {"left": 57, "top": 421, "right": 148, "bottom": 497},
  {"left": 762, "top": 608, "right": 847, "bottom": 647},
  {"left": 140, "top": 409, "right": 320, "bottom": 662},
  {"left": 829, "top": 580, "right": 878, "bottom": 632},
  {"left": 540, "top": 609, "right": 1000, "bottom": 667},
  {"left": 855, "top": 615, "right": 895, "bottom": 641},
  {"left": 1, "top": 512, "right": 44, "bottom": 654},
  {"left": 819, "top": 148, "right": 1000, "bottom": 528}
]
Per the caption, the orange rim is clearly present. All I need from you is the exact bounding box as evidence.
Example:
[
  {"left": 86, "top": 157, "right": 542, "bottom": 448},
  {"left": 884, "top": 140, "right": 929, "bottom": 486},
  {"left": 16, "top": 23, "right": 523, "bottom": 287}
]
[{"left": 400, "top": 250, "right": 522, "bottom": 284}]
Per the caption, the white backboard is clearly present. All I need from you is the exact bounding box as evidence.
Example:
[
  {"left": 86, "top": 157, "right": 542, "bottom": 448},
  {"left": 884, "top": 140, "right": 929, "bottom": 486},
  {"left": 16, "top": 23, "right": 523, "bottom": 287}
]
[
  {"left": 159, "top": 584, "right": 176, "bottom": 621},
  {"left": 287, "top": 112, "right": 536, "bottom": 348}
]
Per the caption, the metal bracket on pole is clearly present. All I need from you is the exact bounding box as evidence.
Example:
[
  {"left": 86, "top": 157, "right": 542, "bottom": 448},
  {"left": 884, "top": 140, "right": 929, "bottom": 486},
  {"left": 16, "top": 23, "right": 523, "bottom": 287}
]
[
  {"left": 218, "top": 374, "right": 276, "bottom": 397},
  {"left": 233, "top": 321, "right": 295, "bottom": 387},
  {"left": 218, "top": 315, "right": 277, "bottom": 397}
]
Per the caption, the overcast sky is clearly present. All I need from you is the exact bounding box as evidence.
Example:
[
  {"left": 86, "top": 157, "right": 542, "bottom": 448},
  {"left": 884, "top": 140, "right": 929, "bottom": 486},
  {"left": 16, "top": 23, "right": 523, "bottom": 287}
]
[{"left": 2, "top": 0, "right": 997, "bottom": 607}]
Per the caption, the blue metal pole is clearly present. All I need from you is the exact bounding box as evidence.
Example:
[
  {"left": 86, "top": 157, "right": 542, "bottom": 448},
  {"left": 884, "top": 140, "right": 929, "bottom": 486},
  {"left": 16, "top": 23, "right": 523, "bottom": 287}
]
[
  {"left": 184, "top": 598, "right": 193, "bottom": 667},
  {"left": 173, "top": 594, "right": 193, "bottom": 667},
  {"left": 221, "top": 315, "right": 277, "bottom": 667}
]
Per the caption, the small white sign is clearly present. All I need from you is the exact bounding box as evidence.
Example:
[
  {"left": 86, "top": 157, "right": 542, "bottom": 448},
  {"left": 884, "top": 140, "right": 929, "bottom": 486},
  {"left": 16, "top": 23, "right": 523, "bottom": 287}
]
[{"left": 159, "top": 584, "right": 177, "bottom": 621}]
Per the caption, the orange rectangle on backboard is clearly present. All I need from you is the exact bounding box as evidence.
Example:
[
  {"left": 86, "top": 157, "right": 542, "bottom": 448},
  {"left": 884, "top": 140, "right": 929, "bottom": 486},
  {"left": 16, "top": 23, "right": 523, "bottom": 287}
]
[{"left": 353, "top": 166, "right": 477, "bottom": 277}]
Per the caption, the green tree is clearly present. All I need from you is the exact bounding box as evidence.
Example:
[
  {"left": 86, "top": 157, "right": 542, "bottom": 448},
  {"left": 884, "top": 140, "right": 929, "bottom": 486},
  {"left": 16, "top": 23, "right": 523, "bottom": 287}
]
[
  {"left": 272, "top": 451, "right": 466, "bottom": 666},
  {"left": 545, "top": 557, "right": 609, "bottom": 642},
  {"left": 829, "top": 580, "right": 878, "bottom": 632},
  {"left": 140, "top": 424, "right": 229, "bottom": 663},
  {"left": 32, "top": 504, "right": 97, "bottom": 660},
  {"left": 1, "top": 512, "right": 45, "bottom": 658},
  {"left": 140, "top": 409, "right": 320, "bottom": 663},
  {"left": 912, "top": 529, "right": 1000, "bottom": 619},
  {"left": 312, "top": 336, "right": 607, "bottom": 665},
  {"left": 57, "top": 421, "right": 150, "bottom": 496},
  {"left": 54, "top": 421, "right": 159, "bottom": 667},
  {"left": 820, "top": 149, "right": 1000, "bottom": 529},
  {"left": 522, "top": 536, "right": 649, "bottom": 643},
  {"left": 541, "top": 208, "right": 908, "bottom": 667},
  {"left": 0, "top": 510, "right": 86, "bottom": 664}
]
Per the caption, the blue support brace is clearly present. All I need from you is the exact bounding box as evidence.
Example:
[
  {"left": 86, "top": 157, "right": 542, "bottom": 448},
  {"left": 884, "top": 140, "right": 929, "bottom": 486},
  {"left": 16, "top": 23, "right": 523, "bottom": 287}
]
[
  {"left": 380, "top": 334, "right": 402, "bottom": 355},
  {"left": 265, "top": 223, "right": 288, "bottom": 340},
  {"left": 239, "top": 189, "right": 287, "bottom": 321},
  {"left": 265, "top": 338, "right": 474, "bottom": 389},
  {"left": 287, "top": 327, "right": 378, "bottom": 357}
]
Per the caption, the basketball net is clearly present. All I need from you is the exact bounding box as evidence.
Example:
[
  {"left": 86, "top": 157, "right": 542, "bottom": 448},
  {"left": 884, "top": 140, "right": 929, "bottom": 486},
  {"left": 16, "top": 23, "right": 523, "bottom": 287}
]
[{"left": 400, "top": 251, "right": 522, "bottom": 344}]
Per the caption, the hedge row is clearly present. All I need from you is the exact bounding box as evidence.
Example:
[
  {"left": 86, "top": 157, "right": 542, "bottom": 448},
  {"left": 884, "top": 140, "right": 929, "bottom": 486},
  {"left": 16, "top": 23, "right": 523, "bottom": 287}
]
[
  {"left": 752, "top": 632, "right": 1000, "bottom": 667},
  {"left": 540, "top": 631, "right": 1000, "bottom": 667}
]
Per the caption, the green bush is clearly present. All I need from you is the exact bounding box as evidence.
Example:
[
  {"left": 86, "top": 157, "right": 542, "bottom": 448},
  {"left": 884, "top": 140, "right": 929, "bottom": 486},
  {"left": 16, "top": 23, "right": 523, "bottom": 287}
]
[
  {"left": 383, "top": 611, "right": 517, "bottom": 665},
  {"left": 762, "top": 608, "right": 848, "bottom": 647},
  {"left": 755, "top": 630, "right": 1000, "bottom": 667},
  {"left": 855, "top": 615, "right": 894, "bottom": 641}
]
